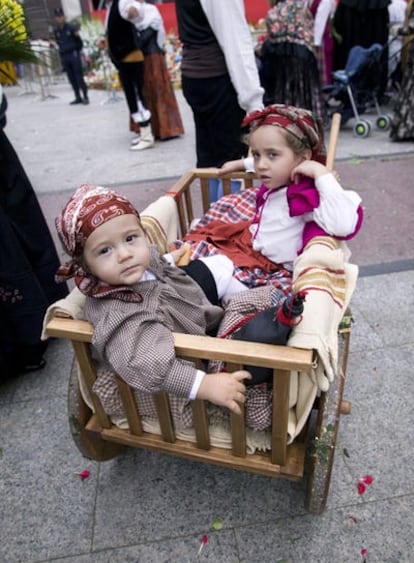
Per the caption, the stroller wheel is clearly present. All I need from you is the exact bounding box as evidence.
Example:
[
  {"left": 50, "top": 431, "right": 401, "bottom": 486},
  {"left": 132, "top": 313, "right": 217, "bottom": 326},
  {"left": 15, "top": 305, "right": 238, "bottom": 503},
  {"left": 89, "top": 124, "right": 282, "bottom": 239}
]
[
  {"left": 376, "top": 114, "right": 391, "bottom": 131},
  {"left": 353, "top": 120, "right": 371, "bottom": 138}
]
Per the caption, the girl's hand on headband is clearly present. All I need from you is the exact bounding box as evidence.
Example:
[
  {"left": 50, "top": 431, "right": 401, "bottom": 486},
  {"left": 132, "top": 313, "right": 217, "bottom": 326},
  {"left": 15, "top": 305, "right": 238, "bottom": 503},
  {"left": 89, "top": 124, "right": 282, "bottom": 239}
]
[{"left": 291, "top": 160, "right": 328, "bottom": 184}]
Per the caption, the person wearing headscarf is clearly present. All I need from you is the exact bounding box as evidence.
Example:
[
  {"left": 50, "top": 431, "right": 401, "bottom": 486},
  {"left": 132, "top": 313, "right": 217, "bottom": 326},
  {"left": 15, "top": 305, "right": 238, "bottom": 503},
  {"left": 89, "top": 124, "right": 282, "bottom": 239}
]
[
  {"left": 105, "top": 0, "right": 155, "bottom": 150},
  {"left": 129, "top": 0, "right": 184, "bottom": 140},
  {"left": 185, "top": 104, "right": 363, "bottom": 272},
  {"left": 55, "top": 184, "right": 250, "bottom": 414}
]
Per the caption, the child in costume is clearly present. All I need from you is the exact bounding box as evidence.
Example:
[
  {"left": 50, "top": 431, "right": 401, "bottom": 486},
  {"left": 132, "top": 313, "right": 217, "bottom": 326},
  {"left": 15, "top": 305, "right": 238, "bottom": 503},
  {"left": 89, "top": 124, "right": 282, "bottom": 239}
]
[
  {"left": 55, "top": 184, "right": 250, "bottom": 414},
  {"left": 192, "top": 103, "right": 363, "bottom": 274},
  {"left": 188, "top": 104, "right": 363, "bottom": 405}
]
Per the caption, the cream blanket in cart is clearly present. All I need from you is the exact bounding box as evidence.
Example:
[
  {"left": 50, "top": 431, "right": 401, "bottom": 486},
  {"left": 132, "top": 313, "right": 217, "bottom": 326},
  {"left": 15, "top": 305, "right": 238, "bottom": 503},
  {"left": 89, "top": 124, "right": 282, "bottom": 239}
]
[{"left": 287, "top": 235, "right": 357, "bottom": 438}]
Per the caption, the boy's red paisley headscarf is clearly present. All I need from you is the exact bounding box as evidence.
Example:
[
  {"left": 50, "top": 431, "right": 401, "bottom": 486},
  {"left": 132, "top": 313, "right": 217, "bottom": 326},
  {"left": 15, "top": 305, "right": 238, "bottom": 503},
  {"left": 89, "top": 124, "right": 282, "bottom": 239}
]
[
  {"left": 242, "top": 104, "right": 327, "bottom": 164},
  {"left": 55, "top": 183, "right": 142, "bottom": 300}
]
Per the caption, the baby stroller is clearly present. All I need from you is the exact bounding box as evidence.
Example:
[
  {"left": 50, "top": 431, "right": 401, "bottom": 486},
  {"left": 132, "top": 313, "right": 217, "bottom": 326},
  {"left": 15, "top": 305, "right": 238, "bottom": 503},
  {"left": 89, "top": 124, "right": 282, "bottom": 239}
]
[{"left": 324, "top": 43, "right": 392, "bottom": 138}]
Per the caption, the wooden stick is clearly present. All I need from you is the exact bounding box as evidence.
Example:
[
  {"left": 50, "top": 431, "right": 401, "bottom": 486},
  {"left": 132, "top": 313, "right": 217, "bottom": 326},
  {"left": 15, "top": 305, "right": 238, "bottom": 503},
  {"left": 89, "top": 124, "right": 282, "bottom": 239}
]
[{"left": 326, "top": 113, "right": 341, "bottom": 171}]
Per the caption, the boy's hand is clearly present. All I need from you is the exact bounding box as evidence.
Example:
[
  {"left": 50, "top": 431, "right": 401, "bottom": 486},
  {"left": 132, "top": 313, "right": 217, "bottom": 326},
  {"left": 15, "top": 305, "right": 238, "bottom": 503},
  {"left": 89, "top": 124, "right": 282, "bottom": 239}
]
[
  {"left": 168, "top": 244, "right": 191, "bottom": 266},
  {"left": 196, "top": 370, "right": 251, "bottom": 415},
  {"left": 291, "top": 160, "right": 328, "bottom": 184}
]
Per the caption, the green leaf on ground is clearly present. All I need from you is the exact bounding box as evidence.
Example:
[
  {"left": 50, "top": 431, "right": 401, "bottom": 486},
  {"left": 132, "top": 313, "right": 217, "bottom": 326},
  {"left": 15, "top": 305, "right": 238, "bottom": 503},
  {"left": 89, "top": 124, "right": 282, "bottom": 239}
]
[{"left": 212, "top": 517, "right": 223, "bottom": 530}]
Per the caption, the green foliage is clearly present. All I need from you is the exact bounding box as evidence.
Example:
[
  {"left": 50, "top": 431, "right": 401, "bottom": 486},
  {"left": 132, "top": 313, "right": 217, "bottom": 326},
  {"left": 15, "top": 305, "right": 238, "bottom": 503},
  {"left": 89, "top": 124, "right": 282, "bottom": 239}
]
[
  {"left": 312, "top": 423, "right": 335, "bottom": 465},
  {"left": 0, "top": 0, "right": 39, "bottom": 66}
]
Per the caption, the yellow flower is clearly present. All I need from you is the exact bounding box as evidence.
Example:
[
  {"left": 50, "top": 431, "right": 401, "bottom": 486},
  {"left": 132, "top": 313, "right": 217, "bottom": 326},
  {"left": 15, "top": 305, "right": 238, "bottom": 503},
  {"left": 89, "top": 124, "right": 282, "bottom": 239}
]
[{"left": 0, "top": 0, "right": 38, "bottom": 66}]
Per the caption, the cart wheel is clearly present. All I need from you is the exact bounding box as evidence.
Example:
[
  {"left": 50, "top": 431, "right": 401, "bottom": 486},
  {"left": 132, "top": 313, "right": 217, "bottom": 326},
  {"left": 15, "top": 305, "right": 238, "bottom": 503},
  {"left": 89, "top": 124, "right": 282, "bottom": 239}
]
[
  {"left": 353, "top": 120, "right": 371, "bottom": 138},
  {"left": 68, "top": 357, "right": 125, "bottom": 461},
  {"left": 376, "top": 114, "right": 391, "bottom": 131},
  {"left": 304, "top": 325, "right": 351, "bottom": 514}
]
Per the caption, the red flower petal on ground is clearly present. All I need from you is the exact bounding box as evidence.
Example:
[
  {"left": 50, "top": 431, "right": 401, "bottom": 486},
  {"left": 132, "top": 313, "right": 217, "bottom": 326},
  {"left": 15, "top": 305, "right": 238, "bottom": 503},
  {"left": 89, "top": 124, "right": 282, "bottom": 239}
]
[
  {"left": 77, "top": 470, "right": 90, "bottom": 480},
  {"left": 357, "top": 481, "right": 366, "bottom": 495},
  {"left": 197, "top": 534, "right": 208, "bottom": 555},
  {"left": 361, "top": 547, "right": 368, "bottom": 557},
  {"left": 362, "top": 475, "right": 374, "bottom": 485}
]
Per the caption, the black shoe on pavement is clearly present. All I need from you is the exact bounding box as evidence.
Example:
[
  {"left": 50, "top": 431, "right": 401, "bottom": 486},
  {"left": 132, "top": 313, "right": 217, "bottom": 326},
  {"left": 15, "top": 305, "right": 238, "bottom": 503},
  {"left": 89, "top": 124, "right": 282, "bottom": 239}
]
[
  {"left": 82, "top": 97, "right": 90, "bottom": 105},
  {"left": 70, "top": 98, "right": 83, "bottom": 105}
]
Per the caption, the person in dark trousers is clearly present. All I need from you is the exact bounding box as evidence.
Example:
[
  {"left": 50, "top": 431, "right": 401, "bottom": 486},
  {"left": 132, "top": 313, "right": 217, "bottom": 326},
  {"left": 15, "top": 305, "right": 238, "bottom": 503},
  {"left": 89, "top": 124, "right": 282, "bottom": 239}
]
[
  {"left": 174, "top": 0, "right": 264, "bottom": 170},
  {"left": 53, "top": 7, "right": 89, "bottom": 105},
  {"left": 106, "top": 0, "right": 155, "bottom": 151}
]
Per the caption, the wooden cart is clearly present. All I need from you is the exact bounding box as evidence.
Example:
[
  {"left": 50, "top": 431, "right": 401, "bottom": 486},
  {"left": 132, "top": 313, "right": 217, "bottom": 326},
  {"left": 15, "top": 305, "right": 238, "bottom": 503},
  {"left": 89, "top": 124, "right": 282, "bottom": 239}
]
[{"left": 44, "top": 115, "right": 353, "bottom": 514}]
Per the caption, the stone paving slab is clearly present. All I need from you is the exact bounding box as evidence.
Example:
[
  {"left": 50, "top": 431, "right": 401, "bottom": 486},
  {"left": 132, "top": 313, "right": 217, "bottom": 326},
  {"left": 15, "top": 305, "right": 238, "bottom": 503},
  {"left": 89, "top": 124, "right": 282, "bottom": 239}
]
[
  {"left": 1, "top": 275, "right": 413, "bottom": 563},
  {"left": 4, "top": 80, "right": 414, "bottom": 195},
  {"left": 337, "top": 154, "right": 414, "bottom": 268}
]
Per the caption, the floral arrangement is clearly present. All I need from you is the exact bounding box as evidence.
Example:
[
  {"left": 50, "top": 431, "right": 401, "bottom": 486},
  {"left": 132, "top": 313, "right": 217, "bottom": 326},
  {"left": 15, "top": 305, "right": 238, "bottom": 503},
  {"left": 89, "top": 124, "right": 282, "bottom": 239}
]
[
  {"left": 164, "top": 32, "right": 182, "bottom": 88},
  {"left": 0, "top": 0, "right": 38, "bottom": 75},
  {"left": 79, "top": 15, "right": 121, "bottom": 91},
  {"left": 248, "top": 17, "right": 267, "bottom": 50},
  {"left": 80, "top": 16, "right": 183, "bottom": 92}
]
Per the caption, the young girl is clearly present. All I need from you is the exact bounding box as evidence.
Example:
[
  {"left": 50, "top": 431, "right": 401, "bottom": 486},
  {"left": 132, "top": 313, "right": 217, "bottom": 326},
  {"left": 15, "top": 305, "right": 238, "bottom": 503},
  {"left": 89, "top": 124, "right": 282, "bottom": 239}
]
[
  {"left": 55, "top": 184, "right": 250, "bottom": 415},
  {"left": 185, "top": 104, "right": 363, "bottom": 396},
  {"left": 186, "top": 103, "right": 363, "bottom": 274}
]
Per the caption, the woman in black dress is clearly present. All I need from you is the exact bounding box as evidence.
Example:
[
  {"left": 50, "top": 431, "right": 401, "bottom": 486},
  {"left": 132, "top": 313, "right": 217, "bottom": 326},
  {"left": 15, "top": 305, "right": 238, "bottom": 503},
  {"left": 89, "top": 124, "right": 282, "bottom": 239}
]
[{"left": 0, "top": 87, "right": 68, "bottom": 379}]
